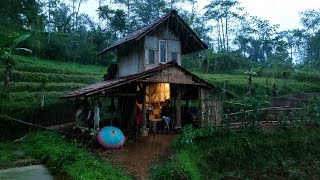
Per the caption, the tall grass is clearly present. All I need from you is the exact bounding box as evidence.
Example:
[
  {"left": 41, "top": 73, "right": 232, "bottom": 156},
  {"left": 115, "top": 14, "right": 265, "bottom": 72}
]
[
  {"left": 22, "top": 132, "right": 131, "bottom": 180},
  {"left": 151, "top": 125, "right": 320, "bottom": 179}
]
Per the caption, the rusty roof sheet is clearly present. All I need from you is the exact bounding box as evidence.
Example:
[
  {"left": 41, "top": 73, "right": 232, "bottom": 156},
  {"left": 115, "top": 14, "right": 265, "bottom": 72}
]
[
  {"left": 61, "top": 62, "right": 218, "bottom": 99},
  {"left": 97, "top": 10, "right": 208, "bottom": 56}
]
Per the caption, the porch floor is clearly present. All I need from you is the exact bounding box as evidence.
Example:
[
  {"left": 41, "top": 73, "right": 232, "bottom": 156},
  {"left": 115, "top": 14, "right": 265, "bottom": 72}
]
[{"left": 95, "top": 134, "right": 176, "bottom": 180}]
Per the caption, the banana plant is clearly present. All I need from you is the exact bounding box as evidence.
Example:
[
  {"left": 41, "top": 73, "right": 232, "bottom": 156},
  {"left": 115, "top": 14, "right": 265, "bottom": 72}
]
[
  {"left": 244, "top": 68, "right": 257, "bottom": 96},
  {"left": 0, "top": 34, "right": 32, "bottom": 97}
]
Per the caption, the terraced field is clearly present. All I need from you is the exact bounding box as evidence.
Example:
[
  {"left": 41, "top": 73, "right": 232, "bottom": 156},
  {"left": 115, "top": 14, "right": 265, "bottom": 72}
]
[
  {"left": 0, "top": 55, "right": 106, "bottom": 120},
  {"left": 195, "top": 72, "right": 320, "bottom": 97}
]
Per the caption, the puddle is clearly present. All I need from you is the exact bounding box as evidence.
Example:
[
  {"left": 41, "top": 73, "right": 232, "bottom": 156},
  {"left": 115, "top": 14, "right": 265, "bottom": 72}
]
[
  {"left": 0, "top": 165, "right": 54, "bottom": 180},
  {"left": 96, "top": 134, "right": 176, "bottom": 180}
]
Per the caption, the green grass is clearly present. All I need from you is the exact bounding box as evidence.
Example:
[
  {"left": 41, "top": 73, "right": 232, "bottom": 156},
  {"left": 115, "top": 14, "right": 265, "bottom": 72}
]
[
  {"left": 0, "top": 142, "right": 21, "bottom": 165},
  {"left": 20, "top": 131, "right": 131, "bottom": 180},
  {"left": 195, "top": 72, "right": 320, "bottom": 97},
  {"left": 151, "top": 125, "right": 320, "bottom": 179},
  {"left": 0, "top": 55, "right": 105, "bottom": 119},
  {"left": 0, "top": 82, "right": 88, "bottom": 92},
  {"left": 0, "top": 70, "right": 100, "bottom": 84},
  {"left": 13, "top": 55, "right": 106, "bottom": 76}
]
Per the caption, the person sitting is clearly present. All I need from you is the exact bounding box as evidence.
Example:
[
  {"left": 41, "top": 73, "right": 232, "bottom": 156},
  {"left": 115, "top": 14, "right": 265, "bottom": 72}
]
[
  {"left": 147, "top": 106, "right": 157, "bottom": 135},
  {"left": 161, "top": 99, "right": 172, "bottom": 134}
]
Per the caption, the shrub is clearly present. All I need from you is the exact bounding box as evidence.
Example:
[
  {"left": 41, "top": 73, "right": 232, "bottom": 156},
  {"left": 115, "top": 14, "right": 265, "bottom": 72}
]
[{"left": 22, "top": 132, "right": 131, "bottom": 180}]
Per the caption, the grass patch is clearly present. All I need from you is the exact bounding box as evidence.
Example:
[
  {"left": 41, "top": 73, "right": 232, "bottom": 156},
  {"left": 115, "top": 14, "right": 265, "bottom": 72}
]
[
  {"left": 12, "top": 55, "right": 106, "bottom": 76},
  {"left": 0, "top": 82, "right": 88, "bottom": 93},
  {"left": 151, "top": 125, "right": 320, "bottom": 179},
  {"left": 21, "top": 131, "right": 131, "bottom": 180},
  {"left": 195, "top": 73, "right": 320, "bottom": 97},
  {"left": 0, "top": 55, "right": 105, "bottom": 121},
  {"left": 0, "top": 142, "right": 20, "bottom": 165},
  {"left": 2, "top": 91, "right": 66, "bottom": 118},
  {"left": 0, "top": 70, "right": 100, "bottom": 84}
]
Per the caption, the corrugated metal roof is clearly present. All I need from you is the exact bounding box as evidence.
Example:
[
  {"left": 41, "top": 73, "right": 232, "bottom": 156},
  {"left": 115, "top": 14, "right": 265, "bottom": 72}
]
[
  {"left": 61, "top": 62, "right": 217, "bottom": 99},
  {"left": 97, "top": 10, "right": 208, "bottom": 56}
]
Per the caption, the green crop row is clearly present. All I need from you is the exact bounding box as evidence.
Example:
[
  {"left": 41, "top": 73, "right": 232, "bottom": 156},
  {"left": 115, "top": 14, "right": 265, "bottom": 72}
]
[
  {"left": 0, "top": 82, "right": 88, "bottom": 93},
  {"left": 0, "top": 70, "right": 100, "bottom": 84},
  {"left": 12, "top": 55, "right": 106, "bottom": 76},
  {"left": 196, "top": 73, "right": 320, "bottom": 97},
  {"left": 2, "top": 91, "right": 65, "bottom": 118}
]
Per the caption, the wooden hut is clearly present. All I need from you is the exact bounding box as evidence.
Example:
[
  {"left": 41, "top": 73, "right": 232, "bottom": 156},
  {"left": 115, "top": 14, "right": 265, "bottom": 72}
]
[{"left": 62, "top": 10, "right": 222, "bottom": 133}]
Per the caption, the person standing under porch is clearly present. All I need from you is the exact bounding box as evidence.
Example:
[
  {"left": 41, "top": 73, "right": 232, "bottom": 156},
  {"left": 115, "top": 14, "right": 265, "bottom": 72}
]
[{"left": 161, "top": 99, "right": 172, "bottom": 134}]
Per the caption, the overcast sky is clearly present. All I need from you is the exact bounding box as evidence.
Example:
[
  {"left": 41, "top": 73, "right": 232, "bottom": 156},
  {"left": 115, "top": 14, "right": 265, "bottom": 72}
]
[{"left": 80, "top": 0, "right": 320, "bottom": 30}]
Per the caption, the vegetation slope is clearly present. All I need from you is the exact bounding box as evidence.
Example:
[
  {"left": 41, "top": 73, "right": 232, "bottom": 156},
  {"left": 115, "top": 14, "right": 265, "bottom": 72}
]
[{"left": 0, "top": 55, "right": 105, "bottom": 119}]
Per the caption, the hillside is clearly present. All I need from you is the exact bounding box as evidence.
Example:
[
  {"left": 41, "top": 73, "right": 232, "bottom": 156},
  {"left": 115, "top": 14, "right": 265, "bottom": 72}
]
[
  {"left": 196, "top": 71, "right": 320, "bottom": 97},
  {"left": 0, "top": 55, "right": 106, "bottom": 121},
  {"left": 2, "top": 55, "right": 320, "bottom": 122}
]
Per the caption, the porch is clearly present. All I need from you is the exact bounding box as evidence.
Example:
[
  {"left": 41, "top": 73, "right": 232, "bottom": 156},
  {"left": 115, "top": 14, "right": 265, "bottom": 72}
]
[{"left": 61, "top": 62, "right": 222, "bottom": 136}]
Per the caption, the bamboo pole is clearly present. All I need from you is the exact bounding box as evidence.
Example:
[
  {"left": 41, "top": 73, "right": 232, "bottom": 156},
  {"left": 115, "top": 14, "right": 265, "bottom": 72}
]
[
  {"left": 225, "top": 106, "right": 302, "bottom": 117},
  {"left": 0, "top": 115, "right": 70, "bottom": 136}
]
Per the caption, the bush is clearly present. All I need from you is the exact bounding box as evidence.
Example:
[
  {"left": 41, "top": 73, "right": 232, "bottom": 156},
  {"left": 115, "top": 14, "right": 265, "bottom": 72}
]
[
  {"left": 149, "top": 156, "right": 191, "bottom": 180},
  {"left": 167, "top": 126, "right": 320, "bottom": 179},
  {"left": 22, "top": 132, "right": 131, "bottom": 180},
  {"left": 0, "top": 142, "right": 21, "bottom": 164}
]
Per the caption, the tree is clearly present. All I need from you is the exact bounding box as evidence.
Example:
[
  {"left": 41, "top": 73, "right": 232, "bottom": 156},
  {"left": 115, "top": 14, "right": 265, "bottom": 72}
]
[
  {"left": 51, "top": 3, "right": 74, "bottom": 33},
  {"left": 0, "top": 34, "right": 32, "bottom": 97},
  {"left": 306, "top": 30, "right": 320, "bottom": 66},
  {"left": 234, "top": 16, "right": 281, "bottom": 63},
  {"left": 279, "top": 29, "right": 305, "bottom": 61},
  {"left": 299, "top": 9, "right": 320, "bottom": 35},
  {"left": 204, "top": 0, "right": 243, "bottom": 52},
  {"left": 133, "top": 0, "right": 167, "bottom": 25},
  {"left": 98, "top": 6, "right": 127, "bottom": 38},
  {"left": 74, "top": 0, "right": 89, "bottom": 30},
  {"left": 299, "top": 9, "right": 320, "bottom": 66},
  {"left": 0, "top": 0, "right": 45, "bottom": 31}
]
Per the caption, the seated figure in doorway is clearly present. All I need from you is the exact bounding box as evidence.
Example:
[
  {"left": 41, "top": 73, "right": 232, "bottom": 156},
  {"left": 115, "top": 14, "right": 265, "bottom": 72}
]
[{"left": 161, "top": 99, "right": 172, "bottom": 134}]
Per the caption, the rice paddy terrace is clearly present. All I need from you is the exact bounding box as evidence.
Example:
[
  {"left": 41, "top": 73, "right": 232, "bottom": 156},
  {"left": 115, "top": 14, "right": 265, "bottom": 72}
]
[{"left": 0, "top": 55, "right": 105, "bottom": 125}]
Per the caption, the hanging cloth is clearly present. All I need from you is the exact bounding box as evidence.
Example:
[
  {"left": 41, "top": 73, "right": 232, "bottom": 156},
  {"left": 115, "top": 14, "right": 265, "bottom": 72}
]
[{"left": 94, "top": 101, "right": 100, "bottom": 130}]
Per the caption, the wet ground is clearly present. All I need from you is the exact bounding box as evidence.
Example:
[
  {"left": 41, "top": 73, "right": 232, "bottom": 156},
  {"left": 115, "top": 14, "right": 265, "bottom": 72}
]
[
  {"left": 95, "top": 134, "right": 176, "bottom": 180},
  {"left": 0, "top": 165, "right": 54, "bottom": 180}
]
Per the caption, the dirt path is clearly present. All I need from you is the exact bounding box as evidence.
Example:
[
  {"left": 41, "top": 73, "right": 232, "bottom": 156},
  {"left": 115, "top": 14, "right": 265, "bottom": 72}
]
[{"left": 96, "top": 134, "right": 176, "bottom": 180}]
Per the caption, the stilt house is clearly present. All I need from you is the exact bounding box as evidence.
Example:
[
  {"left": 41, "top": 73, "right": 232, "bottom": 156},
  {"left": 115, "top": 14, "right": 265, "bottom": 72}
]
[{"left": 62, "top": 10, "right": 222, "bottom": 132}]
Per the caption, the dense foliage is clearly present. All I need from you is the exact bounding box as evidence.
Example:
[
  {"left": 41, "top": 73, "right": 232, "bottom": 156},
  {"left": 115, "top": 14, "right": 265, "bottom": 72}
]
[{"left": 1, "top": 0, "right": 320, "bottom": 69}]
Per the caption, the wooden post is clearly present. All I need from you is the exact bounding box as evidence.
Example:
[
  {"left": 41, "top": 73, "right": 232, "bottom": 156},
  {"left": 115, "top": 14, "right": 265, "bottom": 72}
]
[
  {"left": 175, "top": 85, "right": 181, "bottom": 130},
  {"left": 93, "top": 96, "right": 100, "bottom": 130},
  {"left": 141, "top": 83, "right": 147, "bottom": 135},
  {"left": 198, "top": 87, "right": 209, "bottom": 127}
]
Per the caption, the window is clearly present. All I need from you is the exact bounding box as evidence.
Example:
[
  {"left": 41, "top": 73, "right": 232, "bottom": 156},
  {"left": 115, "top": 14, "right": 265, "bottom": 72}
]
[
  {"left": 159, "top": 40, "right": 167, "bottom": 63},
  {"left": 172, "top": 52, "right": 178, "bottom": 62},
  {"left": 148, "top": 49, "right": 155, "bottom": 64}
]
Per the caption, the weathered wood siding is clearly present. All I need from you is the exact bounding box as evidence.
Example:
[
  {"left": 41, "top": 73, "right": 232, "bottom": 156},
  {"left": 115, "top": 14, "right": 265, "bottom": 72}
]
[
  {"left": 145, "top": 25, "right": 181, "bottom": 71},
  {"left": 117, "top": 24, "right": 182, "bottom": 77},
  {"left": 117, "top": 41, "right": 144, "bottom": 77},
  {"left": 143, "top": 66, "right": 203, "bottom": 85}
]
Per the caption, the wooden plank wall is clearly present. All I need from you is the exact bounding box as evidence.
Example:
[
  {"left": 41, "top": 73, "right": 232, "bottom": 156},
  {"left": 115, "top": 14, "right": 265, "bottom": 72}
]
[{"left": 150, "top": 67, "right": 200, "bottom": 85}]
